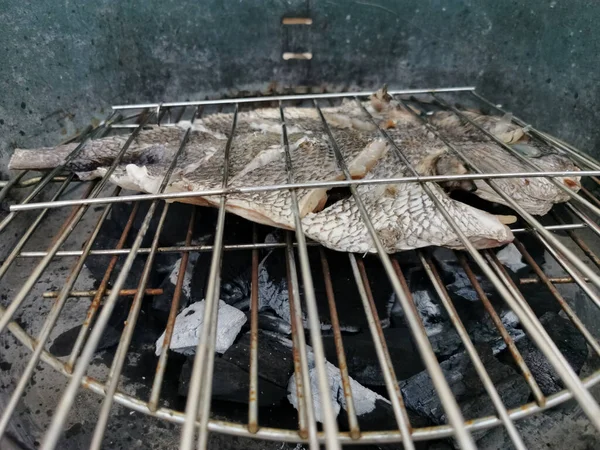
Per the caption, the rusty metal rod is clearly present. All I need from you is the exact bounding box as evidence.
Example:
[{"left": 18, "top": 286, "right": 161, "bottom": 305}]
[{"left": 42, "top": 288, "right": 163, "bottom": 298}]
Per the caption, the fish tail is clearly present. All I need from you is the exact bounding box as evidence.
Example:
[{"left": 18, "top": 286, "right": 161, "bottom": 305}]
[{"left": 9, "top": 143, "right": 79, "bottom": 170}]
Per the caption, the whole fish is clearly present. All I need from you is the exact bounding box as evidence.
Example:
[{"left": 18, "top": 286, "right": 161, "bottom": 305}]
[{"left": 9, "top": 100, "right": 517, "bottom": 253}]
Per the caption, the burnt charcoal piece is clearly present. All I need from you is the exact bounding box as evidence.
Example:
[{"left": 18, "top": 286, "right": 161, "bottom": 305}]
[
  {"left": 190, "top": 215, "right": 257, "bottom": 306},
  {"left": 400, "top": 344, "right": 530, "bottom": 427},
  {"left": 241, "top": 311, "right": 292, "bottom": 336},
  {"left": 498, "top": 312, "right": 588, "bottom": 395},
  {"left": 50, "top": 323, "right": 122, "bottom": 357},
  {"left": 178, "top": 331, "right": 294, "bottom": 406},
  {"left": 258, "top": 247, "right": 392, "bottom": 331},
  {"left": 322, "top": 328, "right": 425, "bottom": 386},
  {"left": 222, "top": 331, "right": 294, "bottom": 389},
  {"left": 151, "top": 251, "right": 200, "bottom": 313},
  {"left": 178, "top": 356, "right": 288, "bottom": 406}
]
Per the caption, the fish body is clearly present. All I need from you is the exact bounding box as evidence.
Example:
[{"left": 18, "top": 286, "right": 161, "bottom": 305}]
[{"left": 11, "top": 92, "right": 580, "bottom": 253}]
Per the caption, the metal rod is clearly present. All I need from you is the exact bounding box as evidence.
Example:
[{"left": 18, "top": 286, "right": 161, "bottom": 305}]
[
  {"left": 352, "top": 256, "right": 414, "bottom": 448},
  {"left": 40, "top": 112, "right": 173, "bottom": 450},
  {"left": 457, "top": 253, "right": 546, "bottom": 405},
  {"left": 111, "top": 87, "right": 476, "bottom": 110},
  {"left": 280, "top": 103, "right": 341, "bottom": 450},
  {"left": 319, "top": 249, "right": 361, "bottom": 440},
  {"left": 42, "top": 288, "right": 163, "bottom": 298},
  {"left": 519, "top": 276, "right": 589, "bottom": 285},
  {"left": 180, "top": 105, "right": 238, "bottom": 450},
  {"left": 13, "top": 222, "right": 590, "bottom": 259},
  {"left": 247, "top": 224, "right": 260, "bottom": 433},
  {"left": 285, "top": 235, "right": 319, "bottom": 449},
  {"left": 149, "top": 207, "right": 197, "bottom": 412},
  {"left": 0, "top": 174, "right": 75, "bottom": 282},
  {"left": 420, "top": 252, "right": 526, "bottom": 450},
  {"left": 0, "top": 170, "right": 28, "bottom": 202},
  {"left": 90, "top": 116, "right": 197, "bottom": 448},
  {"left": 12, "top": 169, "right": 600, "bottom": 212},
  {"left": 533, "top": 230, "right": 600, "bottom": 311},
  {"left": 550, "top": 210, "right": 600, "bottom": 270},
  {"left": 90, "top": 202, "right": 171, "bottom": 450}
]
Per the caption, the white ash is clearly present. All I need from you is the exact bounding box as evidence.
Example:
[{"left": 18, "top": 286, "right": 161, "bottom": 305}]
[
  {"left": 496, "top": 243, "right": 527, "bottom": 272},
  {"left": 167, "top": 255, "right": 197, "bottom": 299},
  {"left": 390, "top": 289, "right": 444, "bottom": 336},
  {"left": 287, "top": 358, "right": 389, "bottom": 423},
  {"left": 155, "top": 300, "right": 246, "bottom": 356}
]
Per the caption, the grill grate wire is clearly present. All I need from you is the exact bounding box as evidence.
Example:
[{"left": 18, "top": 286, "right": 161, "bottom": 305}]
[{"left": 0, "top": 87, "right": 599, "bottom": 449}]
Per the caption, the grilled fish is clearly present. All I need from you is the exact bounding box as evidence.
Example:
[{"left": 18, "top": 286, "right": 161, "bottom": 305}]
[
  {"left": 9, "top": 101, "right": 518, "bottom": 253},
  {"left": 367, "top": 88, "right": 581, "bottom": 215}
]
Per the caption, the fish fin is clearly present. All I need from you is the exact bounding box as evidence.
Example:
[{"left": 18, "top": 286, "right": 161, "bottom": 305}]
[{"left": 414, "top": 149, "right": 447, "bottom": 176}]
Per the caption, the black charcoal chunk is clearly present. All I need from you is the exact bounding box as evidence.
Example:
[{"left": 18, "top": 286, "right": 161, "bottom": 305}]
[
  {"left": 323, "top": 328, "right": 425, "bottom": 386},
  {"left": 400, "top": 344, "right": 530, "bottom": 429},
  {"left": 50, "top": 324, "right": 121, "bottom": 357},
  {"left": 498, "top": 312, "right": 588, "bottom": 395},
  {"left": 178, "top": 356, "right": 287, "bottom": 406}
]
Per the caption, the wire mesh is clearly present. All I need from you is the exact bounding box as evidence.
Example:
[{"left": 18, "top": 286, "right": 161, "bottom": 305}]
[{"left": 0, "top": 87, "right": 599, "bottom": 449}]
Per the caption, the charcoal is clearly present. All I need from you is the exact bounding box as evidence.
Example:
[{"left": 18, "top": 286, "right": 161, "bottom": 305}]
[
  {"left": 50, "top": 323, "right": 121, "bottom": 357},
  {"left": 498, "top": 312, "right": 588, "bottom": 395},
  {"left": 151, "top": 251, "right": 200, "bottom": 313},
  {"left": 322, "top": 328, "right": 425, "bottom": 386},
  {"left": 258, "top": 248, "right": 392, "bottom": 331},
  {"left": 178, "top": 356, "right": 288, "bottom": 406},
  {"left": 241, "top": 311, "right": 292, "bottom": 336},
  {"left": 191, "top": 250, "right": 252, "bottom": 305},
  {"left": 178, "top": 330, "right": 295, "bottom": 406},
  {"left": 222, "top": 331, "right": 294, "bottom": 388},
  {"left": 400, "top": 344, "right": 530, "bottom": 427}
]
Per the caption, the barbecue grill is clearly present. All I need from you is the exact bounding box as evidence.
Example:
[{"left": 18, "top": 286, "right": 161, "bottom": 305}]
[
  {"left": 2, "top": 1, "right": 600, "bottom": 448},
  {"left": 1, "top": 85, "right": 600, "bottom": 450}
]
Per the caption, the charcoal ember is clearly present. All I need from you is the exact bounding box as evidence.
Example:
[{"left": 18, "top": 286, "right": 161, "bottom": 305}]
[
  {"left": 498, "top": 312, "right": 588, "bottom": 395},
  {"left": 400, "top": 344, "right": 530, "bottom": 429},
  {"left": 178, "top": 356, "right": 288, "bottom": 406},
  {"left": 258, "top": 247, "right": 392, "bottom": 331},
  {"left": 178, "top": 331, "right": 294, "bottom": 406},
  {"left": 322, "top": 328, "right": 424, "bottom": 386}
]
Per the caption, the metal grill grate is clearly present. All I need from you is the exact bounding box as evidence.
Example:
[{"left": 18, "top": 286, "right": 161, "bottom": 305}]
[{"left": 1, "top": 86, "right": 600, "bottom": 450}]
